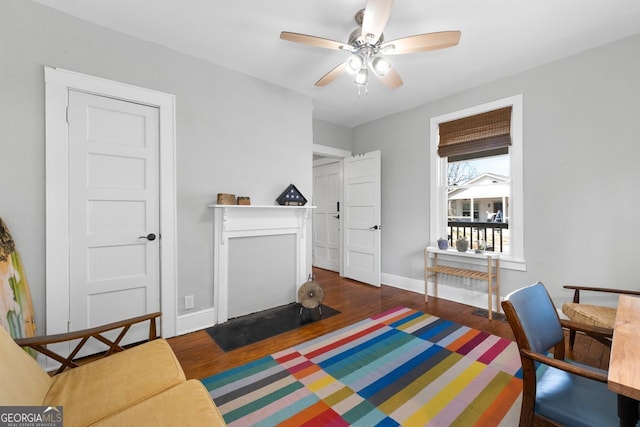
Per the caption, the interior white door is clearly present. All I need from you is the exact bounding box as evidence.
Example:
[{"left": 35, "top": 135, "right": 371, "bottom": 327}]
[
  {"left": 68, "top": 90, "right": 160, "bottom": 352},
  {"left": 312, "top": 161, "right": 341, "bottom": 272},
  {"left": 343, "top": 151, "right": 381, "bottom": 286}
]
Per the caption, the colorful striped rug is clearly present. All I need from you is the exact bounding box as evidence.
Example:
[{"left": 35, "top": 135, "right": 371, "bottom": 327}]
[{"left": 203, "top": 306, "right": 523, "bottom": 426}]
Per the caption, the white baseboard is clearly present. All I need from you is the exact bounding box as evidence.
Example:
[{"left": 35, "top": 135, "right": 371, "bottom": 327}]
[
  {"left": 381, "top": 272, "right": 424, "bottom": 294},
  {"left": 174, "top": 272, "right": 505, "bottom": 337},
  {"left": 176, "top": 308, "right": 217, "bottom": 336},
  {"left": 381, "top": 272, "right": 501, "bottom": 312}
]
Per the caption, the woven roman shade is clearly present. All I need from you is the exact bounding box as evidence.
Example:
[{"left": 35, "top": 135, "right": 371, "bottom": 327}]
[{"left": 438, "top": 106, "right": 512, "bottom": 158}]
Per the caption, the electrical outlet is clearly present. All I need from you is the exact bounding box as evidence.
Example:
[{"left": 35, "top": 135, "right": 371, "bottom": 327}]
[{"left": 184, "top": 295, "right": 195, "bottom": 310}]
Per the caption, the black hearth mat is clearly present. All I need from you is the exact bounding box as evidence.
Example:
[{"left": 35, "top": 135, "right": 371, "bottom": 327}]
[{"left": 206, "top": 303, "right": 340, "bottom": 352}]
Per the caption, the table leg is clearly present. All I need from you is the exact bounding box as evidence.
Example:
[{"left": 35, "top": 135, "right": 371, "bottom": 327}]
[
  {"left": 487, "top": 259, "right": 492, "bottom": 320},
  {"left": 495, "top": 258, "right": 500, "bottom": 313},
  {"left": 424, "top": 249, "right": 428, "bottom": 302},
  {"left": 432, "top": 253, "right": 439, "bottom": 300},
  {"left": 618, "top": 394, "right": 639, "bottom": 427}
]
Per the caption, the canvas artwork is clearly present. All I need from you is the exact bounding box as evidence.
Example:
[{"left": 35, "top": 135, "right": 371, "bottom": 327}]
[{"left": 0, "top": 218, "right": 37, "bottom": 353}]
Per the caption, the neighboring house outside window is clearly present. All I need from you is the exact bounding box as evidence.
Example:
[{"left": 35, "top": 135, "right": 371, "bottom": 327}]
[
  {"left": 429, "top": 95, "right": 525, "bottom": 270},
  {"left": 448, "top": 171, "right": 510, "bottom": 252}
]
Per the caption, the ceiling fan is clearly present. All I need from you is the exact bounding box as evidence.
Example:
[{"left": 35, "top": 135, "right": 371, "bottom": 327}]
[{"left": 280, "top": 0, "right": 461, "bottom": 93}]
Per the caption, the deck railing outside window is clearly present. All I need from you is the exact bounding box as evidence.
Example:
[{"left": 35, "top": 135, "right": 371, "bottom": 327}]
[{"left": 447, "top": 220, "right": 509, "bottom": 253}]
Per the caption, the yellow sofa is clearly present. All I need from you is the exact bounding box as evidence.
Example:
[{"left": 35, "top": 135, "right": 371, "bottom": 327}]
[{"left": 0, "top": 318, "right": 225, "bottom": 426}]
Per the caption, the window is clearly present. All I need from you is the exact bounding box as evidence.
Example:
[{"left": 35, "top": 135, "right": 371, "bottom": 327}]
[{"left": 430, "top": 95, "right": 525, "bottom": 270}]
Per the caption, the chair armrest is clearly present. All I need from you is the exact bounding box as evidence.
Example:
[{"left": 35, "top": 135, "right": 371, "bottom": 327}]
[
  {"left": 520, "top": 348, "right": 608, "bottom": 383},
  {"left": 564, "top": 285, "right": 640, "bottom": 303},
  {"left": 560, "top": 319, "right": 613, "bottom": 338},
  {"left": 15, "top": 312, "right": 161, "bottom": 374}
]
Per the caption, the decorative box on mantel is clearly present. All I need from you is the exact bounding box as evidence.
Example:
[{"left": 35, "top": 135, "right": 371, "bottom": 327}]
[{"left": 209, "top": 204, "right": 315, "bottom": 324}]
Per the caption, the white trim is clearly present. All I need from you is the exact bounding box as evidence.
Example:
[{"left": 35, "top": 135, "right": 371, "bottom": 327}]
[
  {"left": 312, "top": 144, "right": 350, "bottom": 275},
  {"left": 177, "top": 308, "right": 217, "bottom": 335},
  {"left": 429, "top": 94, "right": 525, "bottom": 271},
  {"left": 313, "top": 157, "right": 340, "bottom": 167},
  {"left": 312, "top": 144, "right": 351, "bottom": 159},
  {"left": 381, "top": 272, "right": 423, "bottom": 294},
  {"left": 381, "top": 272, "right": 504, "bottom": 311},
  {"left": 44, "top": 67, "right": 178, "bottom": 338},
  {"left": 210, "top": 205, "right": 313, "bottom": 324},
  {"left": 428, "top": 282, "right": 504, "bottom": 311}
]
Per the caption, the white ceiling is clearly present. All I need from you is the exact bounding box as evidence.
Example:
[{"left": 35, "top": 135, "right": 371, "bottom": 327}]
[{"left": 34, "top": 0, "right": 640, "bottom": 128}]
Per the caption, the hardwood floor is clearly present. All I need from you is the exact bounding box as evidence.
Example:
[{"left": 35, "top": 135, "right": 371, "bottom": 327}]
[{"left": 168, "top": 267, "right": 610, "bottom": 380}]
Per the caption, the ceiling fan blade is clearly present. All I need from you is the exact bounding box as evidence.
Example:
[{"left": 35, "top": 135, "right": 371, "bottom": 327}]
[
  {"left": 369, "top": 63, "right": 403, "bottom": 89},
  {"left": 315, "top": 62, "right": 348, "bottom": 87},
  {"left": 361, "top": 0, "right": 395, "bottom": 44},
  {"left": 382, "top": 31, "right": 461, "bottom": 55},
  {"left": 280, "top": 32, "right": 347, "bottom": 51},
  {"left": 379, "top": 67, "right": 403, "bottom": 89}
]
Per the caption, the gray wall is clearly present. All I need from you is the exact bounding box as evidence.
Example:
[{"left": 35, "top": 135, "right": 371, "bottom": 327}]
[
  {"left": 0, "top": 0, "right": 313, "bottom": 326},
  {"left": 313, "top": 119, "right": 353, "bottom": 152},
  {"left": 353, "top": 33, "right": 640, "bottom": 305},
  {"left": 3, "top": 0, "right": 638, "bottom": 329}
]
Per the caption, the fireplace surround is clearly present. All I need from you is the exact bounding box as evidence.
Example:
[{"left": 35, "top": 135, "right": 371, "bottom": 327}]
[{"left": 211, "top": 204, "right": 313, "bottom": 323}]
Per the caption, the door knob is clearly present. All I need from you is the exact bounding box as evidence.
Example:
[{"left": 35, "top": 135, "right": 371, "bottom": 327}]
[{"left": 138, "top": 233, "right": 157, "bottom": 241}]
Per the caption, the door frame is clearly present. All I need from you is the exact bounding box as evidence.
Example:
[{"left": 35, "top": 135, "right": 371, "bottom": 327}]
[
  {"left": 312, "top": 144, "right": 351, "bottom": 276},
  {"left": 312, "top": 158, "right": 342, "bottom": 273},
  {"left": 44, "top": 67, "right": 178, "bottom": 338}
]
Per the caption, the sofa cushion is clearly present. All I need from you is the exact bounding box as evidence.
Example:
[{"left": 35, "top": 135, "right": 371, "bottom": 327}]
[
  {"left": 0, "top": 325, "right": 53, "bottom": 404},
  {"left": 44, "top": 339, "right": 185, "bottom": 427},
  {"left": 92, "top": 380, "right": 226, "bottom": 426}
]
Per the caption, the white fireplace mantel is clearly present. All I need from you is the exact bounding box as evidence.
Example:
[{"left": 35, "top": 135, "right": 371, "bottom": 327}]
[{"left": 210, "top": 204, "right": 314, "bottom": 323}]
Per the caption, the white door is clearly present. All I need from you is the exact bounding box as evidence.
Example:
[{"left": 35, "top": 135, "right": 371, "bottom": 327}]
[
  {"left": 312, "top": 160, "right": 341, "bottom": 272},
  {"left": 343, "top": 151, "right": 381, "bottom": 286},
  {"left": 68, "top": 90, "right": 160, "bottom": 350}
]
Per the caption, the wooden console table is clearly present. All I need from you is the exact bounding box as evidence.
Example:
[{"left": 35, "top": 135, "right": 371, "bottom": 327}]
[
  {"left": 424, "top": 247, "right": 500, "bottom": 319},
  {"left": 608, "top": 294, "right": 640, "bottom": 426}
]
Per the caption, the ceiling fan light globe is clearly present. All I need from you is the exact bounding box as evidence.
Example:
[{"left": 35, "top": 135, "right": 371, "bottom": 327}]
[
  {"left": 354, "top": 68, "right": 368, "bottom": 85},
  {"left": 372, "top": 56, "right": 391, "bottom": 76},
  {"left": 347, "top": 55, "right": 364, "bottom": 74}
]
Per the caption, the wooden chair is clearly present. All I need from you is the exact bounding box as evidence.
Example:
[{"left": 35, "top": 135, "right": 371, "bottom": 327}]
[
  {"left": 502, "top": 283, "right": 621, "bottom": 426},
  {"left": 15, "top": 312, "right": 161, "bottom": 374},
  {"left": 562, "top": 285, "right": 640, "bottom": 349}
]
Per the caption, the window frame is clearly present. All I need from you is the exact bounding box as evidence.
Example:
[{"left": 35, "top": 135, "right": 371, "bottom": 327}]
[{"left": 429, "top": 94, "right": 526, "bottom": 270}]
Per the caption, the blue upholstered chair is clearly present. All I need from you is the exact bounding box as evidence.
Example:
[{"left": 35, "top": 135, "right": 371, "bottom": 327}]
[{"left": 502, "top": 282, "right": 624, "bottom": 427}]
